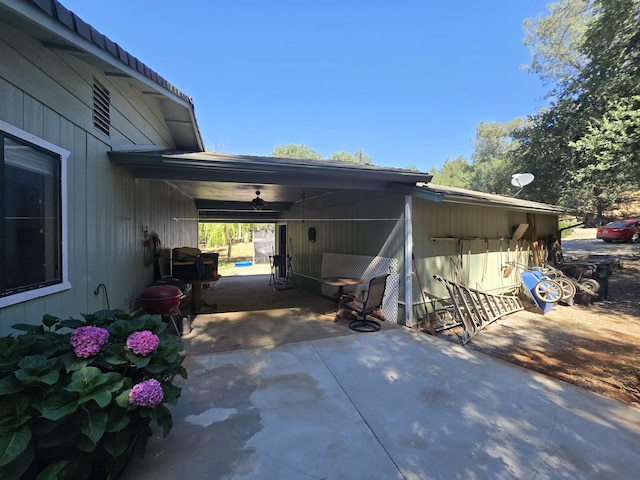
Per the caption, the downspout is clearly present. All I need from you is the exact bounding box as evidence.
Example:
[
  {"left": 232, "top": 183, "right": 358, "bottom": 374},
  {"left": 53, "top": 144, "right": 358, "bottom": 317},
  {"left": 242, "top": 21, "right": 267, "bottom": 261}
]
[{"left": 404, "top": 195, "right": 414, "bottom": 327}]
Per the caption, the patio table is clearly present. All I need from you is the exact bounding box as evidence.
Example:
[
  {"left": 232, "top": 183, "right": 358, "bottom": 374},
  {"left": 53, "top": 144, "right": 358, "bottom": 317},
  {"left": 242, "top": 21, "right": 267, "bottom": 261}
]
[{"left": 320, "top": 276, "right": 364, "bottom": 297}]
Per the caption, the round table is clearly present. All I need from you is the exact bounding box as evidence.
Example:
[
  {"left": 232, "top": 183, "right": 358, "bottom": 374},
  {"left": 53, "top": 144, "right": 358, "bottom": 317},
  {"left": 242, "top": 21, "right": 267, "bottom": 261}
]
[{"left": 321, "top": 276, "right": 364, "bottom": 297}]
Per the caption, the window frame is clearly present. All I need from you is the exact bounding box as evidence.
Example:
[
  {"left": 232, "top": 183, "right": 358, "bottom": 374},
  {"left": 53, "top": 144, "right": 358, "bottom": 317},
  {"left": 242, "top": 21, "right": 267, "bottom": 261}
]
[{"left": 0, "top": 120, "right": 70, "bottom": 308}]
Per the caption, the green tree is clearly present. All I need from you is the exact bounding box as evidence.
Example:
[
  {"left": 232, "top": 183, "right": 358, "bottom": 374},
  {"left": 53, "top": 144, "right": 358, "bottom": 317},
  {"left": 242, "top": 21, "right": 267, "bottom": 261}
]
[
  {"left": 328, "top": 149, "right": 373, "bottom": 164},
  {"left": 515, "top": 0, "right": 640, "bottom": 218},
  {"left": 271, "top": 144, "right": 373, "bottom": 164},
  {"left": 429, "top": 156, "right": 472, "bottom": 188},
  {"left": 271, "top": 144, "right": 322, "bottom": 159},
  {"left": 522, "top": 0, "right": 593, "bottom": 89},
  {"left": 469, "top": 119, "right": 526, "bottom": 195}
]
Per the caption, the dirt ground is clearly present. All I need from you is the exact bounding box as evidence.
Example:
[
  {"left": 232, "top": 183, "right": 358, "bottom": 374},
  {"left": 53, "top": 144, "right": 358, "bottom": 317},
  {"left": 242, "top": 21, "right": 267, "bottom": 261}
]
[{"left": 441, "top": 229, "right": 640, "bottom": 408}]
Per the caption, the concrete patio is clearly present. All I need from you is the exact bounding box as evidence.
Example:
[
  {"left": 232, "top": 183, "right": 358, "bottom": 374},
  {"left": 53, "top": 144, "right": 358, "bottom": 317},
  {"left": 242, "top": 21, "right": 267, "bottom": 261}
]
[{"left": 122, "top": 273, "right": 640, "bottom": 479}]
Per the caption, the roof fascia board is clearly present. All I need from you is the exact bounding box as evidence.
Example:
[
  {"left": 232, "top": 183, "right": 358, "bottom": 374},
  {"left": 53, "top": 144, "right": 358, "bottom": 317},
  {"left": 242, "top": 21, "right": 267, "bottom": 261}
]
[
  {"left": 412, "top": 186, "right": 568, "bottom": 214},
  {"left": 109, "top": 151, "right": 430, "bottom": 184}
]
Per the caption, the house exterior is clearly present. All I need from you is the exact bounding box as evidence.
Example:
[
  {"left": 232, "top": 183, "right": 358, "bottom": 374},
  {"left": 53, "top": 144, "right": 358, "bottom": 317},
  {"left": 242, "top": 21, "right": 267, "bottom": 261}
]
[
  {"left": 0, "top": 0, "right": 568, "bottom": 335},
  {"left": 0, "top": 0, "right": 202, "bottom": 335}
]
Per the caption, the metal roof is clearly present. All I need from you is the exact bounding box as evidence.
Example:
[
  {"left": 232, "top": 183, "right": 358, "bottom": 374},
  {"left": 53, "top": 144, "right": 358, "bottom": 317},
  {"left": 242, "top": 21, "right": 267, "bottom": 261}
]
[
  {"left": 109, "top": 150, "right": 433, "bottom": 222},
  {"left": 3, "top": 0, "right": 203, "bottom": 151},
  {"left": 414, "top": 183, "right": 572, "bottom": 214}
]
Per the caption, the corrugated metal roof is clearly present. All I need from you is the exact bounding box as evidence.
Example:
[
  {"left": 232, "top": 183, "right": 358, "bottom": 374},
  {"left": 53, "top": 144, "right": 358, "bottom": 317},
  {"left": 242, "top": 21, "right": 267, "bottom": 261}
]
[
  {"left": 415, "top": 183, "right": 572, "bottom": 214},
  {"left": 27, "top": 0, "right": 193, "bottom": 105}
]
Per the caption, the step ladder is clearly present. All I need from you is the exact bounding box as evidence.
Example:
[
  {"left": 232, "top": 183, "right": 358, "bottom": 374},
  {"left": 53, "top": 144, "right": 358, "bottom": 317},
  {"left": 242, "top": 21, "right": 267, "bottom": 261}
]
[{"left": 433, "top": 275, "right": 524, "bottom": 344}]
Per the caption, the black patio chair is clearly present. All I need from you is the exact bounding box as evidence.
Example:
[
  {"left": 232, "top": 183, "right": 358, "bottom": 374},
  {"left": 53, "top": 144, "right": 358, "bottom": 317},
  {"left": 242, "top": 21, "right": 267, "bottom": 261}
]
[{"left": 338, "top": 274, "right": 390, "bottom": 332}]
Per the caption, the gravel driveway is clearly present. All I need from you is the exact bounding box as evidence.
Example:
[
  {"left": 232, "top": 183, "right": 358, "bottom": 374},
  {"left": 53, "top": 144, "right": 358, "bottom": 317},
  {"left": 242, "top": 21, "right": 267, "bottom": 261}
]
[{"left": 439, "top": 228, "right": 640, "bottom": 407}]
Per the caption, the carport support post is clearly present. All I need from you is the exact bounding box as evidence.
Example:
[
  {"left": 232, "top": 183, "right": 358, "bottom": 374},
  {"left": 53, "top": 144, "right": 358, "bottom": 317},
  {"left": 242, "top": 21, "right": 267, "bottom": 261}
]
[{"left": 404, "top": 195, "right": 415, "bottom": 327}]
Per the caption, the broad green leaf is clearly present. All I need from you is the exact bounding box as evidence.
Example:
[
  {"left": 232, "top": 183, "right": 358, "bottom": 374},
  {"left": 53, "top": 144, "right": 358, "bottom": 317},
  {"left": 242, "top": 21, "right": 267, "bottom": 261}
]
[
  {"left": 41, "top": 391, "right": 78, "bottom": 421},
  {"left": 151, "top": 403, "right": 173, "bottom": 437},
  {"left": 35, "top": 460, "right": 69, "bottom": 480},
  {"left": 0, "top": 425, "right": 31, "bottom": 467},
  {"left": 80, "top": 408, "right": 108, "bottom": 444},
  {"left": 0, "top": 376, "right": 24, "bottom": 395},
  {"left": 0, "top": 395, "right": 30, "bottom": 433},
  {"left": 1, "top": 442, "right": 33, "bottom": 480},
  {"left": 42, "top": 314, "right": 59, "bottom": 329}
]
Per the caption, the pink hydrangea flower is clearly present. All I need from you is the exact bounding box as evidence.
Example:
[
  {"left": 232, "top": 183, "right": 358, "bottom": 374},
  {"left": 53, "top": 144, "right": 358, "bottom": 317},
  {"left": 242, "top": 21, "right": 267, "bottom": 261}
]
[
  {"left": 126, "top": 330, "right": 160, "bottom": 356},
  {"left": 129, "top": 378, "right": 164, "bottom": 407},
  {"left": 70, "top": 326, "right": 109, "bottom": 358}
]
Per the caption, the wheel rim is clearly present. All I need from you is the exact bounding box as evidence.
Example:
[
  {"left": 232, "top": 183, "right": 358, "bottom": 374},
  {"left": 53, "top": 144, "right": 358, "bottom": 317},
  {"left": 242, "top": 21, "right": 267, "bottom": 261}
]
[
  {"left": 557, "top": 278, "right": 577, "bottom": 300},
  {"left": 534, "top": 280, "right": 562, "bottom": 303},
  {"left": 580, "top": 279, "right": 600, "bottom": 296}
]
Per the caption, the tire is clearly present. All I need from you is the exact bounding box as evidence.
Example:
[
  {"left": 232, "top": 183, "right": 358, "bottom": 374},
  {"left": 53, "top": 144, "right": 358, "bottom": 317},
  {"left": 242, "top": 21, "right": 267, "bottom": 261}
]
[
  {"left": 580, "top": 278, "right": 600, "bottom": 296},
  {"left": 630, "top": 233, "right": 640, "bottom": 243},
  {"left": 533, "top": 279, "right": 562, "bottom": 303},
  {"left": 556, "top": 277, "right": 577, "bottom": 301}
]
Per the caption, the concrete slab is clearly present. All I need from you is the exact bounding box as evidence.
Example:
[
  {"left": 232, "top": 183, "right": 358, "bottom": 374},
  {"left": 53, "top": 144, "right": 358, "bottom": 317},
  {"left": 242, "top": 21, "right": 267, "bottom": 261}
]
[{"left": 122, "top": 328, "right": 640, "bottom": 480}]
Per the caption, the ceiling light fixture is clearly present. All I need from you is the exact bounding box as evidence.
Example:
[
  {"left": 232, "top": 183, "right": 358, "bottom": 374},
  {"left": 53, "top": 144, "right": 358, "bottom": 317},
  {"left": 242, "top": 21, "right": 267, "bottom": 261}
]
[{"left": 251, "top": 190, "right": 265, "bottom": 210}]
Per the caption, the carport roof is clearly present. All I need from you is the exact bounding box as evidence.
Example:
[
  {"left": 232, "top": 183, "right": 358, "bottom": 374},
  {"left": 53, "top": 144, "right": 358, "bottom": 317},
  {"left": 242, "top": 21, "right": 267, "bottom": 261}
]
[
  {"left": 415, "top": 183, "right": 572, "bottom": 214},
  {"left": 108, "top": 150, "right": 432, "bottom": 222},
  {"left": 109, "top": 150, "right": 570, "bottom": 221}
]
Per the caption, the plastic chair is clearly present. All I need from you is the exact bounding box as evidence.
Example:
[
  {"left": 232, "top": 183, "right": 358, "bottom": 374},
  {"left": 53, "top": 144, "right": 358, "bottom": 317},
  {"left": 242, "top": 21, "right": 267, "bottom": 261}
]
[{"left": 339, "top": 274, "right": 390, "bottom": 332}]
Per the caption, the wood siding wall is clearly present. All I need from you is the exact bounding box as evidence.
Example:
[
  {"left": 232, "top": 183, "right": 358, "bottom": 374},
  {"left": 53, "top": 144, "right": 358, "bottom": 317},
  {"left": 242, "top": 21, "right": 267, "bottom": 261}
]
[
  {"left": 282, "top": 191, "right": 559, "bottom": 327},
  {"left": 282, "top": 190, "right": 407, "bottom": 292},
  {"left": 0, "top": 21, "right": 197, "bottom": 334},
  {"left": 412, "top": 197, "right": 559, "bottom": 312}
]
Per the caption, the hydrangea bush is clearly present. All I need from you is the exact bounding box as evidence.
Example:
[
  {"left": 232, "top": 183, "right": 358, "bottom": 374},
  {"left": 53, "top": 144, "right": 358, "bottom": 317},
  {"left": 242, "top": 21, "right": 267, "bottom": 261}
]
[{"left": 0, "top": 310, "right": 187, "bottom": 480}]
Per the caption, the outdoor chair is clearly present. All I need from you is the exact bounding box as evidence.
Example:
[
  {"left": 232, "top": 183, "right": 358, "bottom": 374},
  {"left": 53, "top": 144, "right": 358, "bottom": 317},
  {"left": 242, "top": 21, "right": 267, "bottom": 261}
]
[
  {"left": 269, "top": 254, "right": 295, "bottom": 290},
  {"left": 338, "top": 274, "right": 390, "bottom": 332}
]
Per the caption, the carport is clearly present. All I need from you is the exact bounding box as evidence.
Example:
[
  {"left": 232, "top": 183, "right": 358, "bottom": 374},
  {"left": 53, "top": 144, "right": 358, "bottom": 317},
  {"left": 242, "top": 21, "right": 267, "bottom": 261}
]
[{"left": 109, "top": 150, "right": 432, "bottom": 325}]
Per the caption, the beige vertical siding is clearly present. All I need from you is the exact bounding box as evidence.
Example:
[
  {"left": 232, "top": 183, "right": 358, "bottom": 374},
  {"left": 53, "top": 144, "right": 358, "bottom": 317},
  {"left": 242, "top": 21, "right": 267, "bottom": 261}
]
[
  {"left": 282, "top": 189, "right": 407, "bottom": 295},
  {"left": 0, "top": 22, "right": 197, "bottom": 334}
]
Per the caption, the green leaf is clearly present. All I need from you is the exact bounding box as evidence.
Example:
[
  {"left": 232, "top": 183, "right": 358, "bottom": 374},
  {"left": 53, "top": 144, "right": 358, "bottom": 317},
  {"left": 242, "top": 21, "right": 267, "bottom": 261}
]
[
  {"left": 65, "top": 368, "right": 123, "bottom": 408},
  {"left": 161, "top": 382, "right": 182, "bottom": 405},
  {"left": 10, "top": 323, "right": 43, "bottom": 333},
  {"left": 1, "top": 441, "right": 33, "bottom": 480},
  {"left": 41, "top": 314, "right": 59, "bottom": 329},
  {"left": 41, "top": 391, "right": 79, "bottom": 421},
  {"left": 35, "top": 460, "right": 69, "bottom": 480},
  {"left": 0, "top": 425, "right": 31, "bottom": 467},
  {"left": 125, "top": 350, "right": 152, "bottom": 369},
  {"left": 58, "top": 318, "right": 85, "bottom": 330},
  {"left": 0, "top": 395, "right": 30, "bottom": 434},
  {"left": 15, "top": 356, "right": 60, "bottom": 386},
  {"left": 105, "top": 407, "right": 131, "bottom": 432},
  {"left": 151, "top": 403, "right": 173, "bottom": 437},
  {"left": 115, "top": 389, "right": 132, "bottom": 409},
  {"left": 0, "top": 376, "right": 24, "bottom": 395},
  {"left": 80, "top": 408, "right": 108, "bottom": 444}
]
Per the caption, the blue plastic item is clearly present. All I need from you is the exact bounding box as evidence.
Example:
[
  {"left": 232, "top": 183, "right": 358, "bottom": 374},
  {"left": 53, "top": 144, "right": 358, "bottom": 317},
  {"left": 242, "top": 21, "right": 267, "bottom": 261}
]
[
  {"left": 234, "top": 261, "right": 253, "bottom": 267},
  {"left": 521, "top": 271, "right": 558, "bottom": 314}
]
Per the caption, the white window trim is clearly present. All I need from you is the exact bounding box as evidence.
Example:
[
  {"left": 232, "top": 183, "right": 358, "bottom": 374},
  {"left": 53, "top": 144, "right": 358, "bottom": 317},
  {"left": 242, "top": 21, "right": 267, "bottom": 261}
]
[{"left": 0, "top": 120, "right": 71, "bottom": 308}]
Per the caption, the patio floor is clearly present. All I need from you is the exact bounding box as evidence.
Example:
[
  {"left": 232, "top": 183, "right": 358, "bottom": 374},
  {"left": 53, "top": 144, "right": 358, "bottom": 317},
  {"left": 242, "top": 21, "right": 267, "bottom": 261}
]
[{"left": 121, "top": 274, "right": 640, "bottom": 479}]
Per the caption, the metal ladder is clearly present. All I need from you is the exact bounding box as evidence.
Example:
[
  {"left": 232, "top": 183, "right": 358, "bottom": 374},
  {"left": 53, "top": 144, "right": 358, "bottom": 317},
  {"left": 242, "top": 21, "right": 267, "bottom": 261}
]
[{"left": 433, "top": 275, "right": 524, "bottom": 344}]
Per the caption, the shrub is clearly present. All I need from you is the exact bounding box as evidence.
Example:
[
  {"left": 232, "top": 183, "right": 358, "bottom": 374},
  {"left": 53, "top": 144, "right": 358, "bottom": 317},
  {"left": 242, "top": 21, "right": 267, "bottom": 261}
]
[{"left": 0, "top": 310, "right": 187, "bottom": 479}]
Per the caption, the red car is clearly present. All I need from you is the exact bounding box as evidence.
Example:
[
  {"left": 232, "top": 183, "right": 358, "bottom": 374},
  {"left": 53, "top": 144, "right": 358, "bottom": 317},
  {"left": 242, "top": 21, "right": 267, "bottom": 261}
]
[{"left": 596, "top": 218, "right": 640, "bottom": 243}]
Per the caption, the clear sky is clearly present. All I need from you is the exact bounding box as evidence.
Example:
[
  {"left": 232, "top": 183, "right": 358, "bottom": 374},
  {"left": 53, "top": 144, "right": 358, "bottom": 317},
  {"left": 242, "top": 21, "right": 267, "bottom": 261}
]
[{"left": 59, "top": 0, "right": 550, "bottom": 171}]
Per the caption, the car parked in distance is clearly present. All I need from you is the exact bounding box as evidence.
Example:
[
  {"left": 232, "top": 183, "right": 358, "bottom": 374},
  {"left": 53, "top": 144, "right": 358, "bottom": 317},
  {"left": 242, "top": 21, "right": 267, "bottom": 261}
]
[{"left": 596, "top": 218, "right": 640, "bottom": 243}]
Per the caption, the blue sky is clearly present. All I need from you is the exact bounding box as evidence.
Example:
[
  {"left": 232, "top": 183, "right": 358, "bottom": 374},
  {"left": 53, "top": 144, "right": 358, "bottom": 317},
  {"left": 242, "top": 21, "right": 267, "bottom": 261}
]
[{"left": 60, "top": 0, "right": 550, "bottom": 171}]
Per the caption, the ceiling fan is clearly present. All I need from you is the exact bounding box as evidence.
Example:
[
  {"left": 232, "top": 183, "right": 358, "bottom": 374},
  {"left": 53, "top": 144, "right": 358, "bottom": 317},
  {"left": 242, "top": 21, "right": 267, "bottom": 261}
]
[{"left": 251, "top": 190, "right": 265, "bottom": 210}]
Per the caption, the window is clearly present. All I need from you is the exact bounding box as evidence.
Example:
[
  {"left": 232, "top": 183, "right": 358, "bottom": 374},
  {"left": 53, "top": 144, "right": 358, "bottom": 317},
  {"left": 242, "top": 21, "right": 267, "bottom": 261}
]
[{"left": 0, "top": 121, "right": 69, "bottom": 307}]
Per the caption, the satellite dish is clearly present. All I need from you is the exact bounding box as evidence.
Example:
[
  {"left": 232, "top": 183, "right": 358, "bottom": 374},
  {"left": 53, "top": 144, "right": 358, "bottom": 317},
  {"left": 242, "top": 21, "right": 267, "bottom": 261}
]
[
  {"left": 510, "top": 173, "right": 534, "bottom": 197},
  {"left": 511, "top": 173, "right": 535, "bottom": 188}
]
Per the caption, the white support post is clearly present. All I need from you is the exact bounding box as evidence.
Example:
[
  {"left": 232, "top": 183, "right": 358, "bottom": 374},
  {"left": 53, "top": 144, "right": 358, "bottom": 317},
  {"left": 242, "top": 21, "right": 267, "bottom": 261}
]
[{"left": 404, "top": 195, "right": 414, "bottom": 327}]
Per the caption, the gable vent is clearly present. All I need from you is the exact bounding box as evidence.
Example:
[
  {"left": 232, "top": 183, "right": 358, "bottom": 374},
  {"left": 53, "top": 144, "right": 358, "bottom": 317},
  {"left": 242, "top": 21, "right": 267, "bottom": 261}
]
[{"left": 92, "top": 80, "right": 110, "bottom": 136}]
